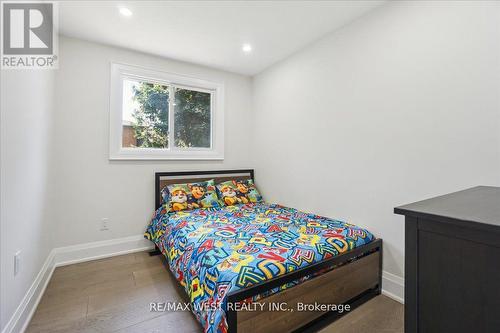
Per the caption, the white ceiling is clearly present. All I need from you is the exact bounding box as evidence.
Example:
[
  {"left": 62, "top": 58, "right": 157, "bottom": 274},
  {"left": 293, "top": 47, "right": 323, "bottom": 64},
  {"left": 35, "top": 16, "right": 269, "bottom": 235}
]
[{"left": 59, "top": 1, "right": 385, "bottom": 76}]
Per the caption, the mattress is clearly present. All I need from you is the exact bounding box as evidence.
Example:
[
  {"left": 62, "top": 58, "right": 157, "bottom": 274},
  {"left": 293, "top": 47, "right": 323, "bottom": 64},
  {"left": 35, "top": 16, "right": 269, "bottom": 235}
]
[{"left": 144, "top": 202, "right": 375, "bottom": 333}]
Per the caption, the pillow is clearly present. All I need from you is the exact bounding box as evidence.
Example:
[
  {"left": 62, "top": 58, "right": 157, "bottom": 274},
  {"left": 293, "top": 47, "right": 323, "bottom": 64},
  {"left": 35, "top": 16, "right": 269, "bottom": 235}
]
[
  {"left": 164, "top": 179, "right": 220, "bottom": 212},
  {"left": 216, "top": 179, "right": 262, "bottom": 206}
]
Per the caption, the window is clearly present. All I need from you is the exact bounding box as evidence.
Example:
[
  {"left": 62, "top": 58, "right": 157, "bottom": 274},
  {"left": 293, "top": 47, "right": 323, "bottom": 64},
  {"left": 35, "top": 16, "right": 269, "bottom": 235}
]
[{"left": 109, "top": 63, "right": 224, "bottom": 160}]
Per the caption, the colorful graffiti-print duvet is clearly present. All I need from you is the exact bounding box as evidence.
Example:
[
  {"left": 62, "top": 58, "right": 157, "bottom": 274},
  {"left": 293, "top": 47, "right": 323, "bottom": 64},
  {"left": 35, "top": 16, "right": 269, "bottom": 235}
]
[{"left": 144, "top": 202, "right": 375, "bottom": 333}]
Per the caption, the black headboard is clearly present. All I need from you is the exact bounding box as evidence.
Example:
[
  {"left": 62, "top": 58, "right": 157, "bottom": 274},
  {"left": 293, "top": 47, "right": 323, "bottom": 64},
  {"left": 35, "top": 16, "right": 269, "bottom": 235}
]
[{"left": 155, "top": 169, "right": 255, "bottom": 209}]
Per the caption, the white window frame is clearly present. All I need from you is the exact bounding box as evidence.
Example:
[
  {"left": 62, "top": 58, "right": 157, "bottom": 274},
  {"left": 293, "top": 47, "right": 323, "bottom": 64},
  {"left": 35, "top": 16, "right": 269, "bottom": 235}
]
[{"left": 109, "top": 63, "right": 224, "bottom": 160}]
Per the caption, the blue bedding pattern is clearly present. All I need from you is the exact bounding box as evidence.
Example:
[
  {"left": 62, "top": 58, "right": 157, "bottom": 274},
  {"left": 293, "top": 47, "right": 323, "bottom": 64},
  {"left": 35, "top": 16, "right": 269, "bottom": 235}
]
[{"left": 145, "top": 202, "right": 375, "bottom": 333}]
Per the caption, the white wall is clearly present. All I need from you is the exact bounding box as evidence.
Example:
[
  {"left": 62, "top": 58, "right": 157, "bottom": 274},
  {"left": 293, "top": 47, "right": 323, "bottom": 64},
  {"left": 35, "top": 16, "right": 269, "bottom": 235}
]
[
  {"left": 0, "top": 70, "right": 56, "bottom": 331},
  {"left": 51, "top": 37, "right": 254, "bottom": 247},
  {"left": 252, "top": 1, "right": 500, "bottom": 281}
]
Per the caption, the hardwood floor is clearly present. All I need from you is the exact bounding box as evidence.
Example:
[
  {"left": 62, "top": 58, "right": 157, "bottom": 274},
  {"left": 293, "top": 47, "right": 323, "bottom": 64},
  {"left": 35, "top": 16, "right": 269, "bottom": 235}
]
[{"left": 26, "top": 251, "right": 403, "bottom": 333}]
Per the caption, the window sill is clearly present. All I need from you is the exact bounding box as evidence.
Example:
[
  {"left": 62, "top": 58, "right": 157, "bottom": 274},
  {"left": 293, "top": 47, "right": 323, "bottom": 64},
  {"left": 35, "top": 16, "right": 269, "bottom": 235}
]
[{"left": 109, "top": 149, "right": 224, "bottom": 161}]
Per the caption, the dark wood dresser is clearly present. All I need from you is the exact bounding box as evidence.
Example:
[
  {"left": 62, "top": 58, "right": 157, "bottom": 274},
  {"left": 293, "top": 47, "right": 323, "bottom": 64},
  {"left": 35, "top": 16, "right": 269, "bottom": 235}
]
[{"left": 394, "top": 186, "right": 500, "bottom": 333}]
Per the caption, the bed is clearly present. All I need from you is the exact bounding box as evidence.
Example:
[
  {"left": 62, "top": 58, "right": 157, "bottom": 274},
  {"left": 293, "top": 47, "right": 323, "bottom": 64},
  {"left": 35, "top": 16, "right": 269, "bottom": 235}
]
[{"left": 145, "top": 170, "right": 382, "bottom": 333}]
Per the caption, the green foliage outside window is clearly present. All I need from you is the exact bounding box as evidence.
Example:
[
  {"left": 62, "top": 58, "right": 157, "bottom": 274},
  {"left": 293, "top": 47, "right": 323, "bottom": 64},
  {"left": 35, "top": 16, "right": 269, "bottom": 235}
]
[
  {"left": 131, "top": 83, "right": 211, "bottom": 148},
  {"left": 132, "top": 83, "right": 169, "bottom": 148},
  {"left": 174, "top": 88, "right": 211, "bottom": 148}
]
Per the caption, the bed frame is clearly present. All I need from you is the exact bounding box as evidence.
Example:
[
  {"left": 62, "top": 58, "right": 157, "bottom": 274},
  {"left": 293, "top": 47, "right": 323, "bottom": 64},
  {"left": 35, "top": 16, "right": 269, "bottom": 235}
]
[{"left": 154, "top": 169, "right": 382, "bottom": 333}]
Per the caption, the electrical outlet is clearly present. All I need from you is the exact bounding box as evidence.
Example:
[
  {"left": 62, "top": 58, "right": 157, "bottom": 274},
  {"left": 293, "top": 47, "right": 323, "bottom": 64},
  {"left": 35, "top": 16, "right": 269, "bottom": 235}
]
[
  {"left": 14, "top": 251, "right": 21, "bottom": 276},
  {"left": 100, "top": 218, "right": 109, "bottom": 231}
]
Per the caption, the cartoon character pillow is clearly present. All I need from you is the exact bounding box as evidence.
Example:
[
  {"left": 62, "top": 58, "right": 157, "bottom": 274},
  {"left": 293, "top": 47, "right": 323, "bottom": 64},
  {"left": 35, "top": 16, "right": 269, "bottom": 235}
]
[
  {"left": 216, "top": 179, "right": 262, "bottom": 206},
  {"left": 164, "top": 179, "right": 220, "bottom": 212}
]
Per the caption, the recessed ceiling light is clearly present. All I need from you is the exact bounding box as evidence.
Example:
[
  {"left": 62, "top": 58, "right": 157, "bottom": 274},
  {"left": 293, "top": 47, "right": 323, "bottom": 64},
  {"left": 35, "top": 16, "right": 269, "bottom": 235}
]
[
  {"left": 119, "top": 7, "right": 133, "bottom": 17},
  {"left": 242, "top": 43, "right": 252, "bottom": 53}
]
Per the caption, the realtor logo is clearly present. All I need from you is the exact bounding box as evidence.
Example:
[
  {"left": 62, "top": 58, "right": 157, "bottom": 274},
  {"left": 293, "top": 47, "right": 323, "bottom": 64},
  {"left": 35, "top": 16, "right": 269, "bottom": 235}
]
[{"left": 1, "top": 1, "right": 58, "bottom": 69}]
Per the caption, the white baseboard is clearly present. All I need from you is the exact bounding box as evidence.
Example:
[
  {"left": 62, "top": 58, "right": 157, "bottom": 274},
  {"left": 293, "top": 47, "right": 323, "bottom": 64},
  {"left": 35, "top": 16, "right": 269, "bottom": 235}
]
[
  {"left": 2, "top": 251, "right": 56, "bottom": 333},
  {"left": 2, "top": 235, "right": 154, "bottom": 333},
  {"left": 53, "top": 235, "right": 154, "bottom": 267},
  {"left": 382, "top": 270, "right": 404, "bottom": 304}
]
